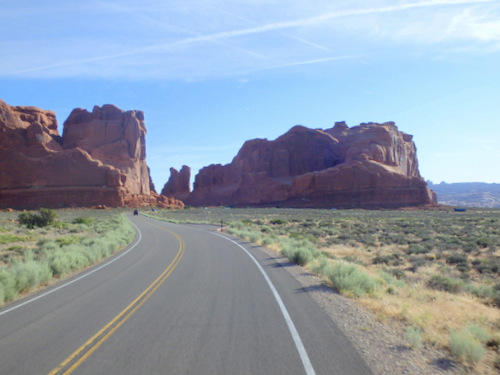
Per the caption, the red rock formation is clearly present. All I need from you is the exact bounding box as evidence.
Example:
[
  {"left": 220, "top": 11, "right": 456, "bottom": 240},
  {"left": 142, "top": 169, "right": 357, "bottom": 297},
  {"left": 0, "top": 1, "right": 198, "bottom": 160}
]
[
  {"left": 63, "top": 105, "right": 150, "bottom": 196},
  {"left": 161, "top": 165, "right": 191, "bottom": 202},
  {"left": 0, "top": 99, "right": 183, "bottom": 209},
  {"left": 172, "top": 122, "right": 436, "bottom": 208},
  {"left": 124, "top": 192, "right": 184, "bottom": 209}
]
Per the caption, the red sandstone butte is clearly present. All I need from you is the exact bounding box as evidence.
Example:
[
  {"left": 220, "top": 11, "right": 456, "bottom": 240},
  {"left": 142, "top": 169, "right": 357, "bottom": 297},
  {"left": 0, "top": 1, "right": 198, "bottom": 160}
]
[
  {"left": 164, "top": 122, "right": 436, "bottom": 208},
  {"left": 0, "top": 99, "right": 183, "bottom": 209},
  {"left": 161, "top": 165, "right": 191, "bottom": 202}
]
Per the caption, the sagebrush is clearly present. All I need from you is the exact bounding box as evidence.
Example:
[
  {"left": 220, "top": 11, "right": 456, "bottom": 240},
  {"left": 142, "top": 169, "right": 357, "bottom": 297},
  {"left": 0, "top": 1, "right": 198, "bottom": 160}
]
[{"left": 0, "top": 211, "right": 135, "bottom": 304}]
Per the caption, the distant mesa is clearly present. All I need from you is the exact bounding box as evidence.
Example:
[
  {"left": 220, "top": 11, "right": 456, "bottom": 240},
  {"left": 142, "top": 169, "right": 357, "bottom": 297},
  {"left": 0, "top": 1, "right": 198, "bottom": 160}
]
[
  {"left": 0, "top": 99, "right": 183, "bottom": 209},
  {"left": 164, "top": 121, "right": 437, "bottom": 208},
  {"left": 428, "top": 181, "right": 500, "bottom": 208}
]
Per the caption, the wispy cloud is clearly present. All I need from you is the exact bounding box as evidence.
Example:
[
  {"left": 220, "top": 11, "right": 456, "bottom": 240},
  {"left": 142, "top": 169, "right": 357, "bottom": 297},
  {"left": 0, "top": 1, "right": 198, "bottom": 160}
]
[
  {"left": 449, "top": 8, "right": 500, "bottom": 42},
  {"left": 260, "top": 56, "right": 356, "bottom": 71},
  {"left": 2, "top": 0, "right": 498, "bottom": 79},
  {"left": 129, "top": 0, "right": 500, "bottom": 48}
]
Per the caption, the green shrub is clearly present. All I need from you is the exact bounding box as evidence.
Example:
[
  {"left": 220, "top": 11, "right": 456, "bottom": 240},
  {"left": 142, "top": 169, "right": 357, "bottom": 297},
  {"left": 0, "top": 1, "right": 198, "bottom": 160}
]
[
  {"left": 51, "top": 221, "right": 69, "bottom": 229},
  {"left": 446, "top": 253, "right": 468, "bottom": 266},
  {"left": 18, "top": 208, "right": 58, "bottom": 228},
  {"left": 260, "top": 225, "right": 272, "bottom": 233},
  {"left": 248, "top": 232, "right": 261, "bottom": 243},
  {"left": 427, "top": 275, "right": 464, "bottom": 293},
  {"left": 465, "top": 283, "right": 494, "bottom": 299},
  {"left": 492, "top": 291, "right": 500, "bottom": 307},
  {"left": 18, "top": 212, "right": 38, "bottom": 228},
  {"left": 467, "top": 324, "right": 489, "bottom": 344},
  {"left": 476, "top": 237, "right": 491, "bottom": 249},
  {"left": 0, "top": 258, "right": 52, "bottom": 302},
  {"left": 11, "top": 261, "right": 52, "bottom": 293},
  {"left": 373, "top": 254, "right": 402, "bottom": 266},
  {"left": 260, "top": 237, "right": 274, "bottom": 246},
  {"left": 324, "top": 261, "right": 378, "bottom": 297},
  {"left": 310, "top": 257, "right": 328, "bottom": 276},
  {"left": 47, "top": 250, "right": 72, "bottom": 277},
  {"left": 270, "top": 219, "right": 287, "bottom": 225},
  {"left": 0, "top": 268, "right": 17, "bottom": 302},
  {"left": 410, "top": 256, "right": 429, "bottom": 270},
  {"left": 282, "top": 246, "right": 313, "bottom": 266},
  {"left": 39, "top": 240, "right": 58, "bottom": 254},
  {"left": 358, "top": 234, "right": 376, "bottom": 246},
  {"left": 387, "top": 268, "right": 406, "bottom": 280},
  {"left": 55, "top": 236, "right": 81, "bottom": 247},
  {"left": 379, "top": 271, "right": 406, "bottom": 288},
  {"left": 280, "top": 240, "right": 314, "bottom": 266},
  {"left": 72, "top": 217, "right": 94, "bottom": 225},
  {"left": 39, "top": 208, "right": 57, "bottom": 225},
  {"left": 449, "top": 329, "right": 486, "bottom": 364},
  {"left": 373, "top": 255, "right": 391, "bottom": 265},
  {"left": 0, "top": 234, "right": 28, "bottom": 244},
  {"left": 406, "top": 326, "right": 422, "bottom": 349},
  {"left": 473, "top": 259, "right": 500, "bottom": 274},
  {"left": 463, "top": 242, "right": 477, "bottom": 253},
  {"left": 234, "top": 230, "right": 252, "bottom": 241},
  {"left": 229, "top": 221, "right": 245, "bottom": 230},
  {"left": 406, "top": 244, "right": 430, "bottom": 255}
]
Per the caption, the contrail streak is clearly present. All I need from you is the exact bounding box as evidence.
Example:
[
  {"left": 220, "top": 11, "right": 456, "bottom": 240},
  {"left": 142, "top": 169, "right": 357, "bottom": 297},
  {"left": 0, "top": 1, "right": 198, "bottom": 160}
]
[{"left": 11, "top": 0, "right": 494, "bottom": 76}]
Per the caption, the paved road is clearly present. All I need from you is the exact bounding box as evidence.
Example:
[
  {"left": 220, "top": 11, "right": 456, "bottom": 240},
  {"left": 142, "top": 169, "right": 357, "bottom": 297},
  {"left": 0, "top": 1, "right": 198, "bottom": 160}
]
[{"left": 0, "top": 214, "right": 372, "bottom": 375}]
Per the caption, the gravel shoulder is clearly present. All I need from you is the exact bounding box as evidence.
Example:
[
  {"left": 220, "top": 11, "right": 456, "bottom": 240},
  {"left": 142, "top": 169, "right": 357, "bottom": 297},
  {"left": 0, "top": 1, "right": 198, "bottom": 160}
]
[{"left": 256, "top": 244, "right": 466, "bottom": 375}]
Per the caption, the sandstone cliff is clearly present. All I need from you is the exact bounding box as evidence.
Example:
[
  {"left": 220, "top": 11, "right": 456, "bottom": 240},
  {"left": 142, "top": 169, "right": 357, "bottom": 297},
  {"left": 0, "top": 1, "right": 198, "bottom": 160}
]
[
  {"left": 164, "top": 122, "right": 436, "bottom": 208},
  {"left": 161, "top": 165, "right": 191, "bottom": 202},
  {"left": 63, "top": 105, "right": 151, "bottom": 196},
  {"left": 0, "top": 99, "right": 183, "bottom": 209}
]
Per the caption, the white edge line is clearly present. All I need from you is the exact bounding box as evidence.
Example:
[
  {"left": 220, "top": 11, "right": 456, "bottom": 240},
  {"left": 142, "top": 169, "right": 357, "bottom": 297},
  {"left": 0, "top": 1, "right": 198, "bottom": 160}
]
[
  {"left": 0, "top": 218, "right": 142, "bottom": 317},
  {"left": 212, "top": 231, "right": 316, "bottom": 375}
]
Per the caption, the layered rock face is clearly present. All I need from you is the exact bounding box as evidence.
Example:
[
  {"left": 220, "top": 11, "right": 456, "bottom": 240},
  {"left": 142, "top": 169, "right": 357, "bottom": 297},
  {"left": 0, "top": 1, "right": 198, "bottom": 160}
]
[
  {"left": 63, "top": 105, "right": 151, "bottom": 196},
  {"left": 165, "top": 122, "right": 436, "bottom": 208},
  {"left": 161, "top": 165, "right": 191, "bottom": 202},
  {"left": 0, "top": 99, "right": 182, "bottom": 209}
]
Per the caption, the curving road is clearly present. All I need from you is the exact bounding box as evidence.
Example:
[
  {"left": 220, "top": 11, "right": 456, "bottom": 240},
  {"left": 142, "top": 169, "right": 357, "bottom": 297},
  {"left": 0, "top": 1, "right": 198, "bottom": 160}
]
[{"left": 0, "top": 214, "right": 372, "bottom": 375}]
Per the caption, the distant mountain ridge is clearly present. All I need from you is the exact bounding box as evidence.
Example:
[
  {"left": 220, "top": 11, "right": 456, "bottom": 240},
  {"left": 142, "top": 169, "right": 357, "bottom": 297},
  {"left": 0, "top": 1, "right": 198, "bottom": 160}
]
[{"left": 428, "top": 182, "right": 500, "bottom": 208}]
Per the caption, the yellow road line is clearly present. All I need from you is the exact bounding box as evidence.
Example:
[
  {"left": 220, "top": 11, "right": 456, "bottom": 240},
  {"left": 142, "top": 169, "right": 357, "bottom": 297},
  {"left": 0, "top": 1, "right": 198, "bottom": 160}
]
[{"left": 48, "top": 227, "right": 185, "bottom": 375}]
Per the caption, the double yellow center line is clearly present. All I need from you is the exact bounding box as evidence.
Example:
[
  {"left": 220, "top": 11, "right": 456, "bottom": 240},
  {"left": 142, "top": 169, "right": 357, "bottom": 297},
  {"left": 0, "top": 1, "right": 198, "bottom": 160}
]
[{"left": 48, "top": 228, "right": 185, "bottom": 375}]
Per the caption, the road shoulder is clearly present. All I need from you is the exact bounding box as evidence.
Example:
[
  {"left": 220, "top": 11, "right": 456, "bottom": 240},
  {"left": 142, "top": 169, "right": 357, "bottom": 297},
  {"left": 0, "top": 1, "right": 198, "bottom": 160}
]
[{"left": 247, "top": 239, "right": 464, "bottom": 375}]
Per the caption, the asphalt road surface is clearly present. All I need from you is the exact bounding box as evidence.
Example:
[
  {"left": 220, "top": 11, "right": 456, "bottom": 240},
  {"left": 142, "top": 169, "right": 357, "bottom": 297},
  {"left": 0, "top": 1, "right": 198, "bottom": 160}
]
[{"left": 0, "top": 214, "right": 373, "bottom": 375}]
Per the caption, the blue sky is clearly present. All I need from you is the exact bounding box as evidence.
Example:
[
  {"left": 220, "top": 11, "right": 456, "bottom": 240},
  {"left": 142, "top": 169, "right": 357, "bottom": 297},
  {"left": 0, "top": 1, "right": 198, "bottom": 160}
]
[{"left": 1, "top": 0, "right": 499, "bottom": 190}]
